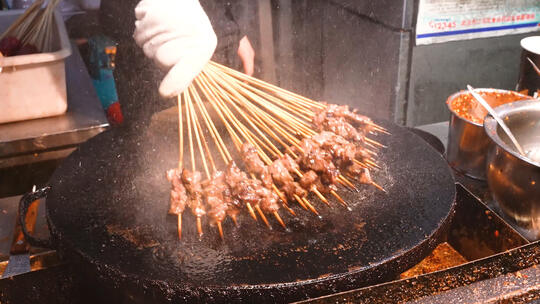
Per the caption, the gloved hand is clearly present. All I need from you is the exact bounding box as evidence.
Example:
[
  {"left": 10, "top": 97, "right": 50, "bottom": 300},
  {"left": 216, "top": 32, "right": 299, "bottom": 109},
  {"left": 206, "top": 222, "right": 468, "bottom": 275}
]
[{"left": 134, "top": 0, "right": 217, "bottom": 98}]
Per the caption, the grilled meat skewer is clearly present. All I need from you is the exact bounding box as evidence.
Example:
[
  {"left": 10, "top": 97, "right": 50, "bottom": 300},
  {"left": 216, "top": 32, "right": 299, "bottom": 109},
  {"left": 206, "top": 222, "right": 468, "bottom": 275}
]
[
  {"left": 166, "top": 169, "right": 188, "bottom": 215},
  {"left": 241, "top": 143, "right": 273, "bottom": 188},
  {"left": 269, "top": 157, "right": 306, "bottom": 200}
]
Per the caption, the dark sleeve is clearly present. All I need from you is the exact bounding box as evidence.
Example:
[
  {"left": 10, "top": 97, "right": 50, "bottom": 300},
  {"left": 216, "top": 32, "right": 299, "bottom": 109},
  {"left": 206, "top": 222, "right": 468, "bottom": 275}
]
[
  {"left": 225, "top": 0, "right": 248, "bottom": 37},
  {"left": 200, "top": 0, "right": 242, "bottom": 53},
  {"left": 200, "top": 0, "right": 245, "bottom": 68}
]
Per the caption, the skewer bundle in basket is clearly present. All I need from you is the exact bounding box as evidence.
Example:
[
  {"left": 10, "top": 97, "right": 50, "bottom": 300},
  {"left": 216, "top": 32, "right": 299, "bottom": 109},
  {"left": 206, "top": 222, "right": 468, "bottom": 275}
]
[
  {"left": 167, "top": 61, "right": 390, "bottom": 240},
  {"left": 0, "top": 0, "right": 61, "bottom": 56}
]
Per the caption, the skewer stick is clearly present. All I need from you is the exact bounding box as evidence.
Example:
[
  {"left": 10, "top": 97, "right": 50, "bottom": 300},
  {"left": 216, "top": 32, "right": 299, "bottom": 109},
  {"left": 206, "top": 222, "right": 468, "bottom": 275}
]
[
  {"left": 282, "top": 203, "right": 296, "bottom": 216},
  {"left": 196, "top": 74, "right": 243, "bottom": 152},
  {"left": 330, "top": 190, "right": 349, "bottom": 209},
  {"left": 202, "top": 81, "right": 356, "bottom": 205},
  {"left": 176, "top": 94, "right": 184, "bottom": 240},
  {"left": 300, "top": 196, "right": 320, "bottom": 216},
  {"left": 185, "top": 94, "right": 195, "bottom": 172},
  {"left": 188, "top": 86, "right": 216, "bottom": 174},
  {"left": 178, "top": 95, "right": 184, "bottom": 167},
  {"left": 192, "top": 81, "right": 230, "bottom": 163},
  {"left": 206, "top": 68, "right": 315, "bottom": 137},
  {"left": 198, "top": 73, "right": 244, "bottom": 150},
  {"left": 207, "top": 68, "right": 313, "bottom": 144},
  {"left": 203, "top": 74, "right": 338, "bottom": 212},
  {"left": 312, "top": 188, "right": 330, "bottom": 206},
  {"left": 338, "top": 175, "right": 358, "bottom": 191},
  {"left": 371, "top": 181, "right": 386, "bottom": 193},
  {"left": 189, "top": 86, "right": 229, "bottom": 239},
  {"left": 208, "top": 62, "right": 324, "bottom": 110},
  {"left": 205, "top": 68, "right": 313, "bottom": 147},
  {"left": 217, "top": 221, "right": 224, "bottom": 240},
  {"left": 185, "top": 89, "right": 204, "bottom": 237},
  {"left": 201, "top": 73, "right": 316, "bottom": 217},
  {"left": 231, "top": 214, "right": 238, "bottom": 227},
  {"left": 187, "top": 86, "right": 210, "bottom": 178},
  {"left": 255, "top": 205, "right": 272, "bottom": 229},
  {"left": 177, "top": 213, "right": 182, "bottom": 240},
  {"left": 365, "top": 159, "right": 381, "bottom": 170},
  {"left": 223, "top": 72, "right": 315, "bottom": 120},
  {"left": 246, "top": 203, "right": 258, "bottom": 221},
  {"left": 273, "top": 211, "right": 286, "bottom": 229},
  {"left": 197, "top": 217, "right": 203, "bottom": 238},
  {"left": 371, "top": 124, "right": 390, "bottom": 135},
  {"left": 365, "top": 137, "right": 387, "bottom": 148},
  {"left": 198, "top": 74, "right": 262, "bottom": 223},
  {"left": 295, "top": 196, "right": 308, "bottom": 210},
  {"left": 212, "top": 66, "right": 391, "bottom": 144},
  {"left": 353, "top": 159, "right": 370, "bottom": 168},
  {"left": 272, "top": 184, "right": 296, "bottom": 216}
]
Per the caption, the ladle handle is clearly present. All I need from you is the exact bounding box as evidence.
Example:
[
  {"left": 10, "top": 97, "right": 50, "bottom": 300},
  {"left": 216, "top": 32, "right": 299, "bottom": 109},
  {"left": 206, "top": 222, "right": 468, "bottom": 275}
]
[
  {"left": 19, "top": 187, "right": 53, "bottom": 249},
  {"left": 467, "top": 85, "right": 526, "bottom": 156}
]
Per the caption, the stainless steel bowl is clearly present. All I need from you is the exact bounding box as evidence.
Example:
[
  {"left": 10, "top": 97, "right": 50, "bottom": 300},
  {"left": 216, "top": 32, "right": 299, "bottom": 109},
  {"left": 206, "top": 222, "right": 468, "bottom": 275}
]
[
  {"left": 446, "top": 89, "right": 530, "bottom": 180},
  {"left": 484, "top": 99, "right": 540, "bottom": 236}
]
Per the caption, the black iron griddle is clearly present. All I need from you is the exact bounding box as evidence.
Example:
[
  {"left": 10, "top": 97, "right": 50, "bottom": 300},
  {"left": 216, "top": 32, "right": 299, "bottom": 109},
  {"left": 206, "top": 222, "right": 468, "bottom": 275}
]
[{"left": 20, "top": 113, "right": 456, "bottom": 303}]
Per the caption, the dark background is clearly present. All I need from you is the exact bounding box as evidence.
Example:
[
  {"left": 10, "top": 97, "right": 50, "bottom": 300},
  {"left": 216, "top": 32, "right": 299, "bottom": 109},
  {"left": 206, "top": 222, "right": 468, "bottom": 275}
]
[{"left": 69, "top": 0, "right": 537, "bottom": 125}]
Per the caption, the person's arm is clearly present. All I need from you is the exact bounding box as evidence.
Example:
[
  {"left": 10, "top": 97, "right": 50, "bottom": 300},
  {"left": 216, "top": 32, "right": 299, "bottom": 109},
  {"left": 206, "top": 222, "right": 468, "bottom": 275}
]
[
  {"left": 237, "top": 35, "right": 254, "bottom": 76},
  {"left": 201, "top": 0, "right": 255, "bottom": 76},
  {"left": 226, "top": 0, "right": 255, "bottom": 76},
  {"left": 133, "top": 0, "right": 217, "bottom": 98}
]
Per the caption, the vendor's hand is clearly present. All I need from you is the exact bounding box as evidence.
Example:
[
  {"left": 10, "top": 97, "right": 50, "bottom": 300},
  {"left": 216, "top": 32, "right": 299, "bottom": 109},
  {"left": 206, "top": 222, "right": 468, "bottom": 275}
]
[
  {"left": 134, "top": 0, "right": 217, "bottom": 98},
  {"left": 237, "top": 36, "right": 255, "bottom": 76}
]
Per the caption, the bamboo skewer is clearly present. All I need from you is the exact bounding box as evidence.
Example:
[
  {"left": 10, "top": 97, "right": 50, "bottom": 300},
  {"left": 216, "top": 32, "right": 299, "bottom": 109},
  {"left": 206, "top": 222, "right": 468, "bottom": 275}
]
[
  {"left": 200, "top": 75, "right": 310, "bottom": 221},
  {"left": 206, "top": 68, "right": 372, "bottom": 196},
  {"left": 196, "top": 82, "right": 296, "bottom": 219},
  {"left": 198, "top": 75, "right": 270, "bottom": 223},
  {"left": 195, "top": 77, "right": 259, "bottom": 223},
  {"left": 187, "top": 87, "right": 228, "bottom": 239},
  {"left": 176, "top": 95, "right": 184, "bottom": 240},
  {"left": 1, "top": 0, "right": 63, "bottom": 53},
  {"left": 199, "top": 72, "right": 326, "bottom": 221},
  {"left": 170, "top": 60, "right": 389, "bottom": 240},
  {"left": 184, "top": 94, "right": 204, "bottom": 238},
  {"left": 209, "top": 62, "right": 392, "bottom": 136},
  {"left": 205, "top": 69, "right": 356, "bottom": 206},
  {"left": 204, "top": 77, "right": 326, "bottom": 215}
]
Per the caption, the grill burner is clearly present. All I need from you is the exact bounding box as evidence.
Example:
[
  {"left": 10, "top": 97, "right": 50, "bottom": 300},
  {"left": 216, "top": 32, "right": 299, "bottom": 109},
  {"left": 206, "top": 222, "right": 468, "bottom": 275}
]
[{"left": 2, "top": 184, "right": 536, "bottom": 304}]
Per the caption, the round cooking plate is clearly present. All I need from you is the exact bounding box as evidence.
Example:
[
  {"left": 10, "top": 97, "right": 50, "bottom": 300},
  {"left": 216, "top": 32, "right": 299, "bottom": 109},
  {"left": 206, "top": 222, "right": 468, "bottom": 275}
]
[{"left": 44, "top": 110, "right": 455, "bottom": 301}]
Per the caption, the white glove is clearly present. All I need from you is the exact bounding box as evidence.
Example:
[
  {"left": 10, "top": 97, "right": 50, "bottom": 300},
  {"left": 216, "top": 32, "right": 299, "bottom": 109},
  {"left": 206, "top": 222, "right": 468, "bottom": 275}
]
[{"left": 134, "top": 0, "right": 217, "bottom": 98}]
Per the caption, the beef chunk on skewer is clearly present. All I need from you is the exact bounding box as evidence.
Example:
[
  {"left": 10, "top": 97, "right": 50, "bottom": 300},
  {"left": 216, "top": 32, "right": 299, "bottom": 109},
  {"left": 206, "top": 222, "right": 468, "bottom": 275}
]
[
  {"left": 202, "top": 171, "right": 229, "bottom": 223},
  {"left": 298, "top": 138, "right": 340, "bottom": 185},
  {"left": 166, "top": 169, "right": 188, "bottom": 215},
  {"left": 269, "top": 157, "right": 306, "bottom": 199},
  {"left": 299, "top": 170, "right": 337, "bottom": 194},
  {"left": 181, "top": 169, "right": 206, "bottom": 218},
  {"left": 241, "top": 143, "right": 272, "bottom": 188}
]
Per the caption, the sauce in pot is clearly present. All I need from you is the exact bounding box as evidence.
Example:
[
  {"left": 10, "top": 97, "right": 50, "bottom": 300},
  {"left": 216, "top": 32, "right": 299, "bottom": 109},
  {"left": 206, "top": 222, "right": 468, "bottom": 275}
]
[{"left": 448, "top": 91, "right": 530, "bottom": 124}]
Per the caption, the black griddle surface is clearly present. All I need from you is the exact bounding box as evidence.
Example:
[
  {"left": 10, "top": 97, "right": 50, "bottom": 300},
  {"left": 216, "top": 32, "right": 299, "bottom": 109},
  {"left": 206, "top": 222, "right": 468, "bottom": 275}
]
[{"left": 44, "top": 114, "right": 455, "bottom": 290}]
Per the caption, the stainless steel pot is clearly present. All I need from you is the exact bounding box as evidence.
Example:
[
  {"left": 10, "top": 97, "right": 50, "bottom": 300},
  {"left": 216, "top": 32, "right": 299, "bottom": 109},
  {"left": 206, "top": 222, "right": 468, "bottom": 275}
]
[
  {"left": 446, "top": 89, "right": 530, "bottom": 180},
  {"left": 517, "top": 36, "right": 540, "bottom": 95},
  {"left": 484, "top": 99, "right": 540, "bottom": 236}
]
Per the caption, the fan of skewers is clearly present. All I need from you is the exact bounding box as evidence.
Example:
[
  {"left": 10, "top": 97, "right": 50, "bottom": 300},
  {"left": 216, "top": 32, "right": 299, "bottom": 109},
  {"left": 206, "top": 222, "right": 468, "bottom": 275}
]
[
  {"left": 0, "top": 0, "right": 61, "bottom": 57},
  {"left": 166, "top": 61, "right": 390, "bottom": 240}
]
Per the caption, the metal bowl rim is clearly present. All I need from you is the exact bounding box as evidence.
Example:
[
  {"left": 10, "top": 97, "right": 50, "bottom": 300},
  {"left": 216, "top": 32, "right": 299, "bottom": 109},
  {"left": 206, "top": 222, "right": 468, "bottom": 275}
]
[
  {"left": 484, "top": 99, "right": 540, "bottom": 167},
  {"left": 446, "top": 88, "right": 530, "bottom": 127}
]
